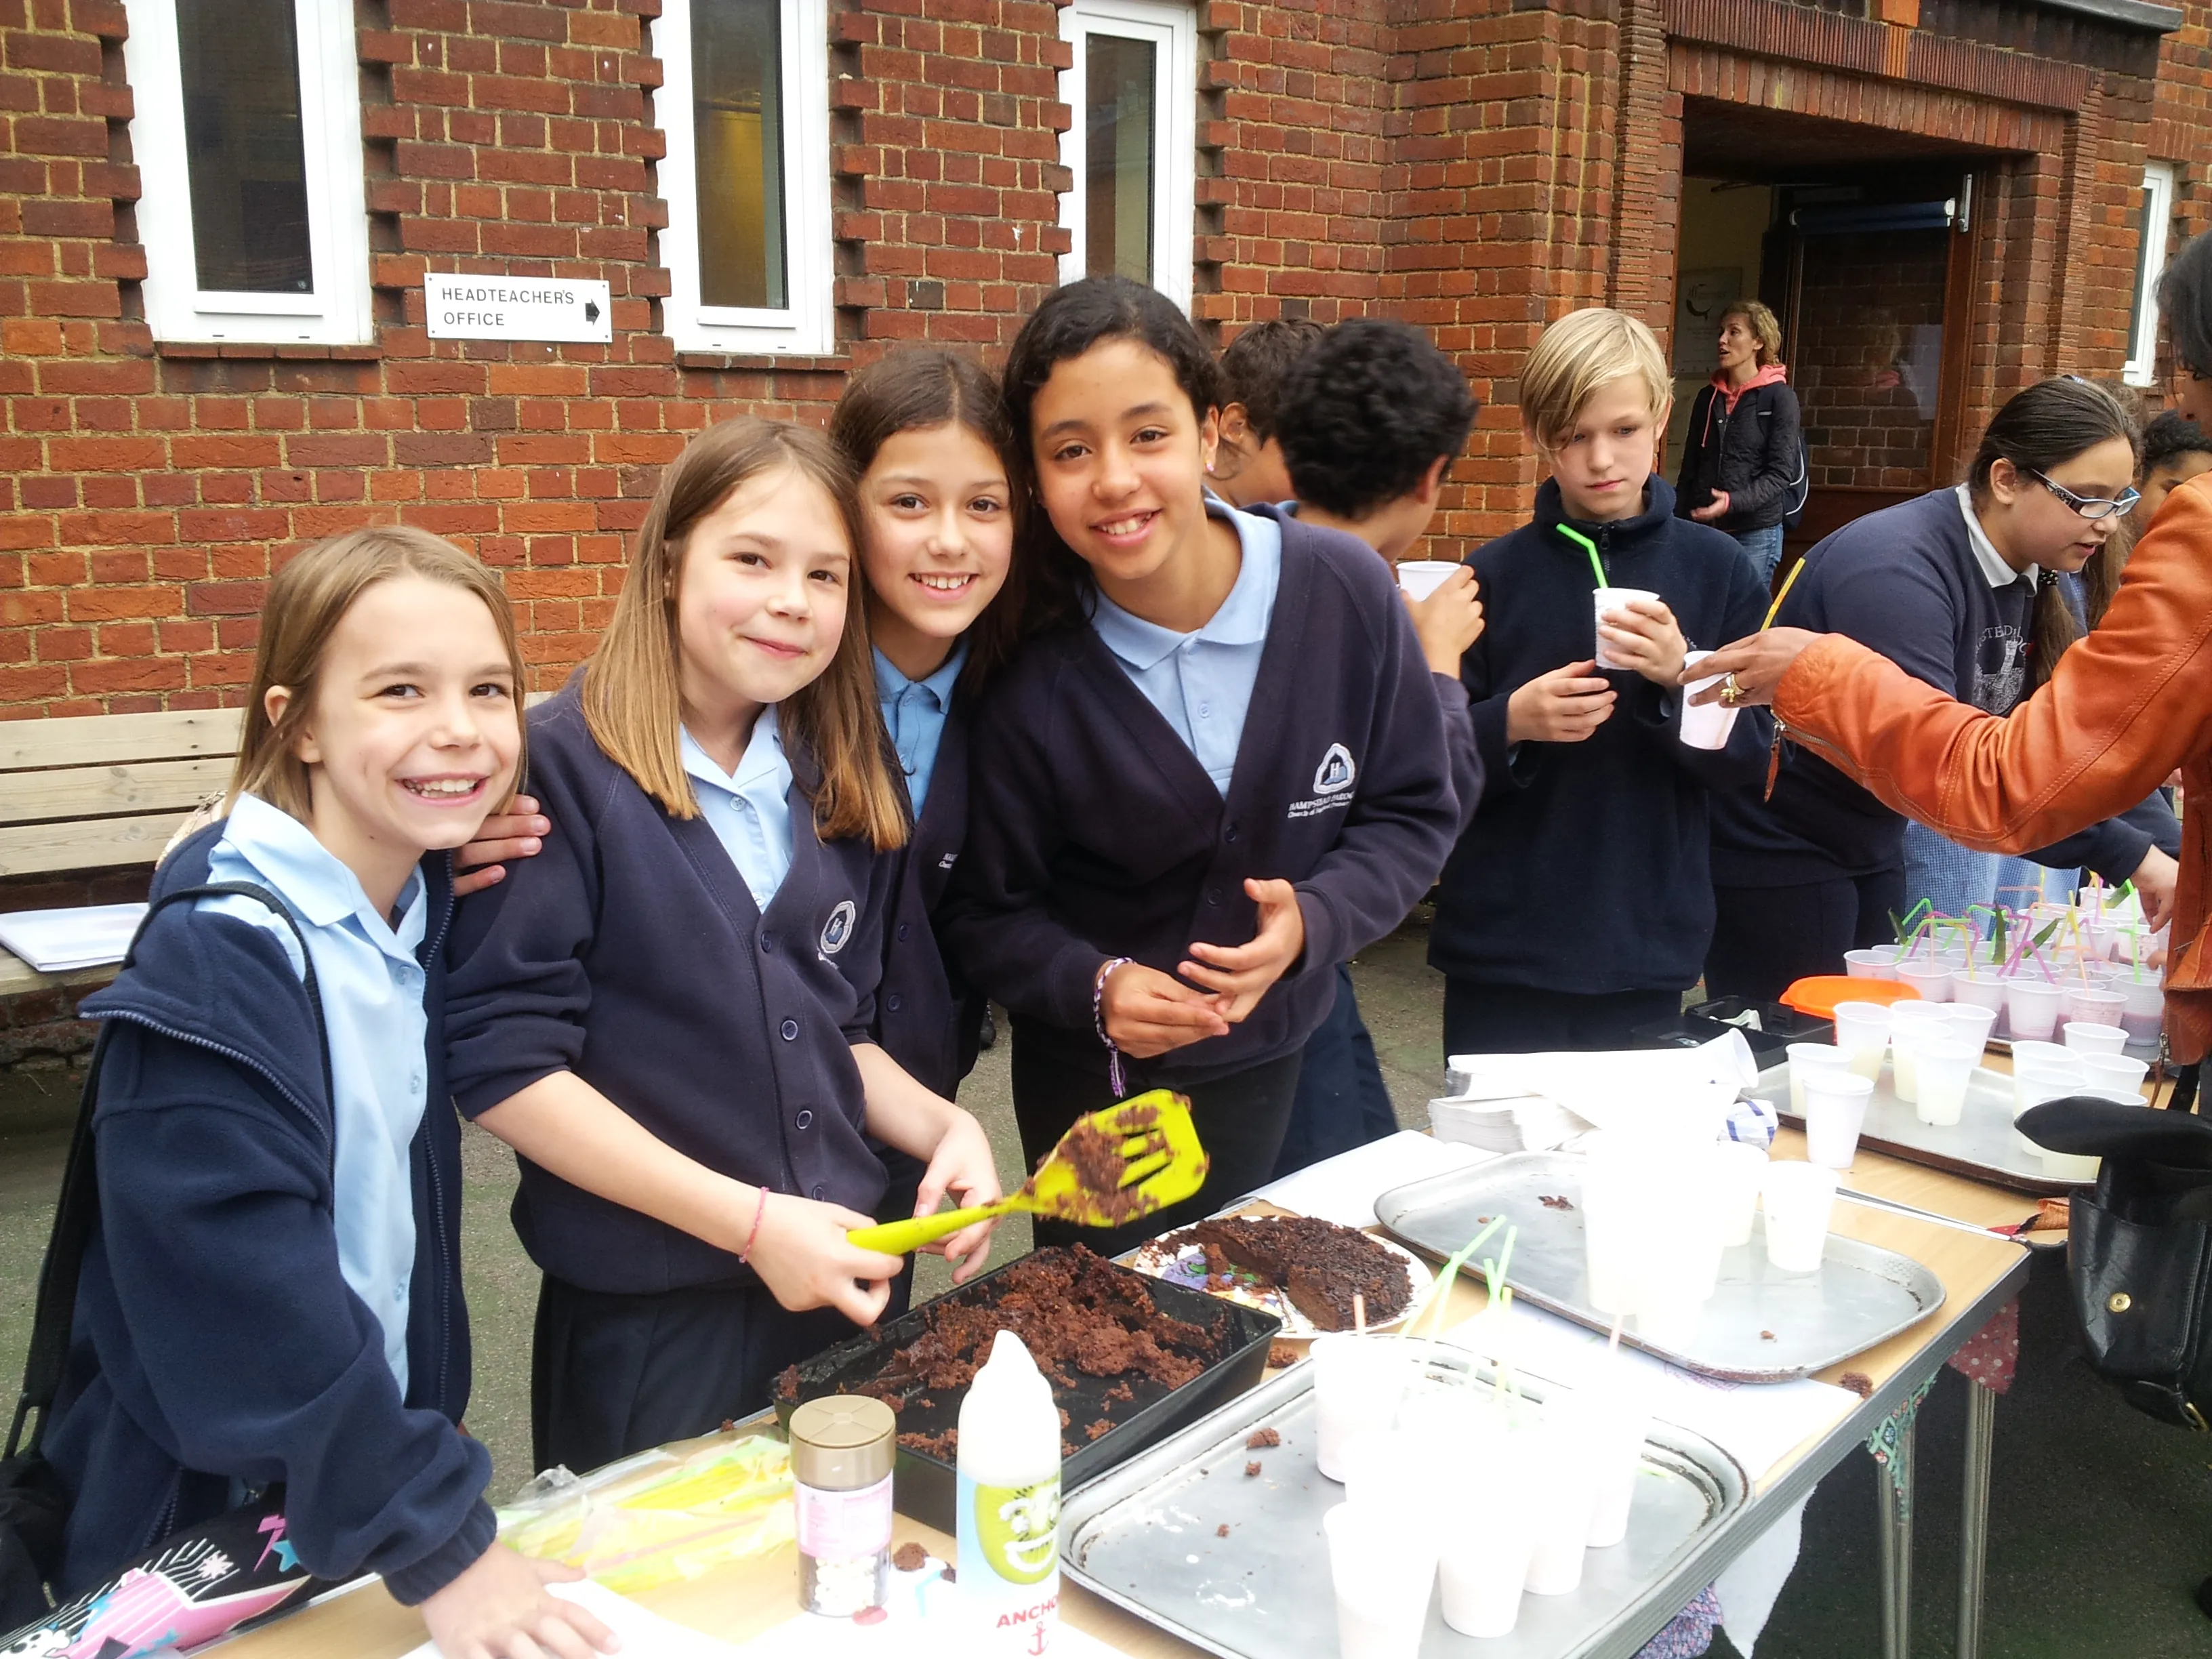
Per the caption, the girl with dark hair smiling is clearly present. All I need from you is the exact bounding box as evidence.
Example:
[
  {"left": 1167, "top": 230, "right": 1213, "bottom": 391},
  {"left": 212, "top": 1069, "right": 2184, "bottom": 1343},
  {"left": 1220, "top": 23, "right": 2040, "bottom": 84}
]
[{"left": 939, "top": 276, "right": 1462, "bottom": 1253}]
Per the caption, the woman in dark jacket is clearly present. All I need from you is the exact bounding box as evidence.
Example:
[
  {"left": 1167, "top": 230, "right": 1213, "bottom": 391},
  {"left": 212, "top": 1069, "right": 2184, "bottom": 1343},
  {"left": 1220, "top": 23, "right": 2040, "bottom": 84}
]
[{"left": 1675, "top": 299, "right": 1803, "bottom": 581}]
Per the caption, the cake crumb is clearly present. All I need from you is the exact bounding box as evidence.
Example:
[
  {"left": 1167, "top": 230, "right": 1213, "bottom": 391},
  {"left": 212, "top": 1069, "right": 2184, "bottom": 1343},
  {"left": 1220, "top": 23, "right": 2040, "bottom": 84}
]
[
  {"left": 1244, "top": 1460, "right": 1263, "bottom": 1477},
  {"left": 1246, "top": 1427, "right": 1281, "bottom": 1449},
  {"left": 893, "top": 1542, "right": 928, "bottom": 1573},
  {"left": 1216, "top": 1523, "right": 1231, "bottom": 1538},
  {"left": 940, "top": 1566, "right": 957, "bottom": 1585},
  {"left": 1759, "top": 1330, "right": 1777, "bottom": 1342},
  {"left": 1084, "top": 1418, "right": 1114, "bottom": 1441},
  {"left": 1538, "top": 1194, "right": 1575, "bottom": 1212},
  {"left": 1838, "top": 1371, "right": 1874, "bottom": 1399},
  {"left": 1267, "top": 1341, "right": 1299, "bottom": 1369}
]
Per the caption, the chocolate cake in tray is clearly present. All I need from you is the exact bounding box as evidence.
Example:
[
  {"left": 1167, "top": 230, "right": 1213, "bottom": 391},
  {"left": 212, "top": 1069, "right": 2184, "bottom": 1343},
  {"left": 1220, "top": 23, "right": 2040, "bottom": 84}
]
[
  {"left": 774, "top": 1246, "right": 1279, "bottom": 1530},
  {"left": 1187, "top": 1214, "right": 1416, "bottom": 1330}
]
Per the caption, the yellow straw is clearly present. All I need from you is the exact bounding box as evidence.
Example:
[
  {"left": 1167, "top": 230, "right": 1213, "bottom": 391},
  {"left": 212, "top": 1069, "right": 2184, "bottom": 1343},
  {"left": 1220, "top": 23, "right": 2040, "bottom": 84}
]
[{"left": 1759, "top": 557, "right": 1807, "bottom": 632}]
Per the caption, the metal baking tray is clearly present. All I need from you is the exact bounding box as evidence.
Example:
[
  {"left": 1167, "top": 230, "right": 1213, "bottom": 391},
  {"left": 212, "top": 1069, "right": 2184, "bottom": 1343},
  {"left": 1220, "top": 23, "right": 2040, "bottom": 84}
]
[
  {"left": 1751, "top": 1060, "right": 2088, "bottom": 1196},
  {"left": 1061, "top": 1348, "right": 1747, "bottom": 1659},
  {"left": 775, "top": 1247, "right": 1279, "bottom": 1531},
  {"left": 1373, "top": 1153, "right": 1944, "bottom": 1382}
]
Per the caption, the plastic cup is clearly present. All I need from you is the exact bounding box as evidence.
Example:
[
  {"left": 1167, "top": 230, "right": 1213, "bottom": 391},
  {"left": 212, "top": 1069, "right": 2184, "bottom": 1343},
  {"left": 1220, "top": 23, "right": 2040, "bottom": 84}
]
[
  {"left": 1324, "top": 1503, "right": 1437, "bottom": 1659},
  {"left": 1551, "top": 1374, "right": 1654, "bottom": 1551},
  {"left": 1914, "top": 1038, "right": 1980, "bottom": 1127},
  {"left": 1786, "top": 1042, "right": 1851, "bottom": 1114},
  {"left": 1396, "top": 559, "right": 1462, "bottom": 600},
  {"left": 1888, "top": 1004, "right": 1950, "bottom": 1103},
  {"left": 2081, "top": 1054, "right": 2150, "bottom": 1099},
  {"left": 1591, "top": 586, "right": 1661, "bottom": 670},
  {"left": 2063, "top": 1021, "right": 2129, "bottom": 1057},
  {"left": 1802, "top": 1071, "right": 1874, "bottom": 1169},
  {"left": 1831, "top": 1002, "right": 1892, "bottom": 1080},
  {"left": 1844, "top": 947, "right": 1898, "bottom": 980},
  {"left": 1950, "top": 970, "right": 2009, "bottom": 1015},
  {"left": 1340, "top": 1427, "right": 1435, "bottom": 1512},
  {"left": 1521, "top": 1418, "right": 1599, "bottom": 1595},
  {"left": 2064, "top": 986, "right": 2127, "bottom": 1027},
  {"left": 2014, "top": 1053, "right": 2087, "bottom": 1154},
  {"left": 1312, "top": 1335, "right": 1416, "bottom": 1481},
  {"left": 1713, "top": 1141, "right": 1769, "bottom": 1247},
  {"left": 1944, "top": 1004, "right": 1998, "bottom": 1051},
  {"left": 2005, "top": 978, "right": 2066, "bottom": 1042},
  {"left": 1761, "top": 1162, "right": 1840, "bottom": 1274},
  {"left": 1679, "top": 649, "right": 1740, "bottom": 751},
  {"left": 2116, "top": 974, "right": 2165, "bottom": 1042},
  {"left": 1438, "top": 1511, "right": 1536, "bottom": 1638},
  {"left": 1893, "top": 960, "right": 1954, "bottom": 1004}
]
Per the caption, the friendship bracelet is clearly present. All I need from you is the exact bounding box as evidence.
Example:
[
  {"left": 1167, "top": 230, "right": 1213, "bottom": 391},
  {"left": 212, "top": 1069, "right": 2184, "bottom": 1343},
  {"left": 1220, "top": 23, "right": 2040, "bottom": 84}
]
[
  {"left": 738, "top": 1185, "right": 769, "bottom": 1263},
  {"left": 1093, "top": 956, "right": 1134, "bottom": 1100}
]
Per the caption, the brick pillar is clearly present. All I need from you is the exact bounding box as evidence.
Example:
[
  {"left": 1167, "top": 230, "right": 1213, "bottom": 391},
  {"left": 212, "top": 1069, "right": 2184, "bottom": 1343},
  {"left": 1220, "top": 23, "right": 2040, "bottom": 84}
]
[
  {"left": 2045, "top": 81, "right": 2104, "bottom": 375},
  {"left": 1609, "top": 0, "right": 1674, "bottom": 334}
]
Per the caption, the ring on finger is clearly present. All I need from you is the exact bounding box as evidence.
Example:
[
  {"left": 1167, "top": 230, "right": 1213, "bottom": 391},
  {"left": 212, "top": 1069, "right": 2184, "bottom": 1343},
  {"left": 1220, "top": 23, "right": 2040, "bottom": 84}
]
[{"left": 1720, "top": 672, "right": 1742, "bottom": 705}]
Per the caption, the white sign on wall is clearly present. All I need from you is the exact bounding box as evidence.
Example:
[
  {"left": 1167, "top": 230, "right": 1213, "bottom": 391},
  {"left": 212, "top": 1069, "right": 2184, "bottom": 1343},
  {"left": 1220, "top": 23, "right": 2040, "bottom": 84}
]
[{"left": 425, "top": 274, "right": 613, "bottom": 342}]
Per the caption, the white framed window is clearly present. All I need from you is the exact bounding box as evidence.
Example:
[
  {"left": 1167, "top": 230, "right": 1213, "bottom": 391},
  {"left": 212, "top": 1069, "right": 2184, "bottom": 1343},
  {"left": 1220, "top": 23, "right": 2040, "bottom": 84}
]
[
  {"left": 655, "top": 0, "right": 833, "bottom": 356},
  {"left": 1057, "top": 0, "right": 1197, "bottom": 312},
  {"left": 123, "top": 0, "right": 371, "bottom": 345},
  {"left": 2125, "top": 161, "right": 2178, "bottom": 388}
]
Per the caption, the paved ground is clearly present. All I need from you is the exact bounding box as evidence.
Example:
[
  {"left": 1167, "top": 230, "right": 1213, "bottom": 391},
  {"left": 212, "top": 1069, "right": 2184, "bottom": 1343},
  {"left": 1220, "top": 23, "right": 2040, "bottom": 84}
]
[{"left": 4, "top": 912, "right": 2209, "bottom": 1654}]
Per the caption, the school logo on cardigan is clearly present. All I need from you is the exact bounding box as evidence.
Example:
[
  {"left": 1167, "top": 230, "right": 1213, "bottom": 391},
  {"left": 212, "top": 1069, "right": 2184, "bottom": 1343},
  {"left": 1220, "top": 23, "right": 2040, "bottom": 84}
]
[
  {"left": 1289, "top": 743, "right": 1357, "bottom": 819},
  {"left": 820, "top": 900, "right": 858, "bottom": 956}
]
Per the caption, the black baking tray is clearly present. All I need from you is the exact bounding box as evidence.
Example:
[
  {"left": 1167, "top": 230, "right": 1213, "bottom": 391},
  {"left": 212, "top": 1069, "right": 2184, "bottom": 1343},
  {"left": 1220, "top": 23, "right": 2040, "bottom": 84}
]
[
  {"left": 775, "top": 1247, "right": 1279, "bottom": 1531},
  {"left": 1633, "top": 996, "right": 1833, "bottom": 1066}
]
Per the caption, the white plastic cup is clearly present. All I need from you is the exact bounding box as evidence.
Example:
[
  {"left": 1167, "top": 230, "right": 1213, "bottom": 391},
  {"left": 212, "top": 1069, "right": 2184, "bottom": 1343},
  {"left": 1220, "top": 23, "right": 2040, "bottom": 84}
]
[
  {"left": 2064, "top": 986, "right": 2127, "bottom": 1027},
  {"left": 1578, "top": 1132, "right": 1658, "bottom": 1317},
  {"left": 2063, "top": 1021, "right": 2129, "bottom": 1057},
  {"left": 2081, "top": 1054, "right": 2150, "bottom": 1099},
  {"left": 1761, "top": 1162, "right": 1840, "bottom": 1274},
  {"left": 1802, "top": 1071, "right": 1875, "bottom": 1169},
  {"left": 1787, "top": 1042, "right": 1851, "bottom": 1114},
  {"left": 1713, "top": 1141, "right": 1769, "bottom": 1248},
  {"left": 1943, "top": 1004, "right": 1998, "bottom": 1050},
  {"left": 1521, "top": 1419, "right": 1599, "bottom": 1596},
  {"left": 1888, "top": 1003, "right": 1950, "bottom": 1103},
  {"left": 2116, "top": 974, "right": 2165, "bottom": 1042},
  {"left": 1556, "top": 1376, "right": 1654, "bottom": 1551},
  {"left": 1591, "top": 586, "right": 1661, "bottom": 670},
  {"left": 1844, "top": 947, "right": 1898, "bottom": 980},
  {"left": 1678, "top": 649, "right": 1740, "bottom": 751},
  {"left": 1830, "top": 1001, "right": 1893, "bottom": 1080},
  {"left": 1438, "top": 1511, "right": 1535, "bottom": 1639},
  {"left": 2005, "top": 978, "right": 2066, "bottom": 1042},
  {"left": 2013, "top": 1053, "right": 2087, "bottom": 1155},
  {"left": 1914, "top": 1038, "right": 1980, "bottom": 1128},
  {"left": 1324, "top": 1504, "right": 1437, "bottom": 1659},
  {"left": 1312, "top": 1336, "right": 1415, "bottom": 1482},
  {"left": 1339, "top": 1428, "right": 1435, "bottom": 1512},
  {"left": 1396, "top": 559, "right": 1462, "bottom": 600},
  {"left": 1893, "top": 961, "right": 1954, "bottom": 1004},
  {"left": 1950, "top": 970, "right": 2009, "bottom": 1015}
]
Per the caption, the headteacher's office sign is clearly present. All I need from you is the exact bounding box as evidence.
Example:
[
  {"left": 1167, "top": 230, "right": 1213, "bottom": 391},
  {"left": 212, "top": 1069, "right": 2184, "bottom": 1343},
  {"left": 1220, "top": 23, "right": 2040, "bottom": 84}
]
[{"left": 425, "top": 274, "right": 613, "bottom": 343}]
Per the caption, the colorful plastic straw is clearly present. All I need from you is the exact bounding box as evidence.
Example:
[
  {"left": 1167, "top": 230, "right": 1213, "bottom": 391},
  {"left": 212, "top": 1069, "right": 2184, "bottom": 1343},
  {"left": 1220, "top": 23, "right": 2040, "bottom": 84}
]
[{"left": 1555, "top": 524, "right": 1608, "bottom": 589}]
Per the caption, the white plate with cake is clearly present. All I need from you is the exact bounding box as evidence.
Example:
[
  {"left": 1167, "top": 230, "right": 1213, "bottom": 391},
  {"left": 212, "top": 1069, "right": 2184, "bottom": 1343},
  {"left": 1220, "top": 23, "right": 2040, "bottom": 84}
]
[{"left": 1125, "top": 1214, "right": 1435, "bottom": 1336}]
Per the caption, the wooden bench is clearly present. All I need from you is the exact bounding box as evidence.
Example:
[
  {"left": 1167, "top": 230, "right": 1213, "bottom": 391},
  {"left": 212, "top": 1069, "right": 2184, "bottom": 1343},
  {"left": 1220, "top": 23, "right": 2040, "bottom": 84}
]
[{"left": 0, "top": 707, "right": 245, "bottom": 997}]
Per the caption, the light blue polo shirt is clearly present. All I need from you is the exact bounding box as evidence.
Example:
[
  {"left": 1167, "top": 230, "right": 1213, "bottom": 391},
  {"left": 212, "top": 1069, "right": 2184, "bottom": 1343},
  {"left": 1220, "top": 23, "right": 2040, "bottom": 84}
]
[
  {"left": 196, "top": 793, "right": 429, "bottom": 1394},
  {"left": 875, "top": 638, "right": 968, "bottom": 817},
  {"left": 682, "top": 708, "right": 796, "bottom": 912},
  {"left": 1089, "top": 503, "right": 1282, "bottom": 795}
]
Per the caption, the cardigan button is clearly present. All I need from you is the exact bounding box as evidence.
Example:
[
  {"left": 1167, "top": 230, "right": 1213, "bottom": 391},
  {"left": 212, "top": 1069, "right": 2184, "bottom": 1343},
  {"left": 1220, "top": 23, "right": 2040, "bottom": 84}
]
[
  {"left": 1206, "top": 887, "right": 1223, "bottom": 906},
  {"left": 780, "top": 1019, "right": 800, "bottom": 1041},
  {"left": 888, "top": 994, "right": 903, "bottom": 1012},
  {"left": 897, "top": 922, "right": 911, "bottom": 941},
  {"left": 813, "top": 1183, "right": 827, "bottom": 1201},
  {"left": 761, "top": 933, "right": 775, "bottom": 954},
  {"left": 795, "top": 1109, "right": 814, "bottom": 1130}
]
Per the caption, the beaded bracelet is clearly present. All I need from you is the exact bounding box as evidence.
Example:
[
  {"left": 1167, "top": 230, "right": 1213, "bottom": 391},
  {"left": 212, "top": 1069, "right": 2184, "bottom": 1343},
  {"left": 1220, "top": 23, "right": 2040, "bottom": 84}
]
[
  {"left": 738, "top": 1185, "right": 769, "bottom": 1263},
  {"left": 1093, "top": 956, "right": 1134, "bottom": 1099}
]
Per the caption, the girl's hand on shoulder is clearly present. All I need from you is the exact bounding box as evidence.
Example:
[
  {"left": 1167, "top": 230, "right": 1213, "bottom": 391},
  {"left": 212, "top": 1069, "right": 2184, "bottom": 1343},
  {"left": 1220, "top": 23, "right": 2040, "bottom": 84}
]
[
  {"left": 745, "top": 1191, "right": 900, "bottom": 1326},
  {"left": 419, "top": 1542, "right": 618, "bottom": 1659},
  {"left": 1180, "top": 878, "right": 1307, "bottom": 1024},
  {"left": 1599, "top": 598, "right": 1687, "bottom": 687},
  {"left": 1405, "top": 567, "right": 1484, "bottom": 675},
  {"left": 1504, "top": 661, "right": 1616, "bottom": 743},
  {"left": 453, "top": 794, "right": 548, "bottom": 898},
  {"left": 913, "top": 1107, "right": 1002, "bottom": 1282},
  {"left": 1101, "top": 961, "right": 1232, "bottom": 1058}
]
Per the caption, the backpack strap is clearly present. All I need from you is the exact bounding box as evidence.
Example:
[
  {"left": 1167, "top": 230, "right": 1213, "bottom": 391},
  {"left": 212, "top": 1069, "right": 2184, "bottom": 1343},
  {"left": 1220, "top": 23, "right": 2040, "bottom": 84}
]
[{"left": 4, "top": 882, "right": 328, "bottom": 1462}]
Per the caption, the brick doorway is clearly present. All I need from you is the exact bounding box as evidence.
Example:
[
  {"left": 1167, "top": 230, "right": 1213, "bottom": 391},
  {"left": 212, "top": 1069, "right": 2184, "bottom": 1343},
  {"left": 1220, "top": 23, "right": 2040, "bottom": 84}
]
[{"left": 1671, "top": 99, "right": 2009, "bottom": 566}]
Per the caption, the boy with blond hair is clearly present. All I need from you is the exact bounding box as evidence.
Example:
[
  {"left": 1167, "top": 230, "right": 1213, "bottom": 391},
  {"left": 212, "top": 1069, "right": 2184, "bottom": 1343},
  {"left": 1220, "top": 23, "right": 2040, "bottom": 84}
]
[{"left": 1429, "top": 308, "right": 1774, "bottom": 1054}]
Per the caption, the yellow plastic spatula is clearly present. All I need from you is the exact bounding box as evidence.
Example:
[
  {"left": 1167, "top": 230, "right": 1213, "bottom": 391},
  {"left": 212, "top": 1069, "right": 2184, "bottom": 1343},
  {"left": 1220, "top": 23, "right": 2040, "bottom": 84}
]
[{"left": 846, "top": 1090, "right": 1209, "bottom": 1256}]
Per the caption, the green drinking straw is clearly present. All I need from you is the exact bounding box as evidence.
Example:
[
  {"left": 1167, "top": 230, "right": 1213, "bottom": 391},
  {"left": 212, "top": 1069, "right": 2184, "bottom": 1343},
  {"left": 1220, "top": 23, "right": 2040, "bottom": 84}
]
[
  {"left": 1555, "top": 524, "right": 1609, "bottom": 589},
  {"left": 1403, "top": 1214, "right": 1505, "bottom": 1343}
]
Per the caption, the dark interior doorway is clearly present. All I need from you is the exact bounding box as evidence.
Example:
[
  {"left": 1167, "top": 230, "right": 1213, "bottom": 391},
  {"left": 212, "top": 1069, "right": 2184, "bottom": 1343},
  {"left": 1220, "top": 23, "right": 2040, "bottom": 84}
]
[{"left": 1672, "top": 100, "right": 2012, "bottom": 561}]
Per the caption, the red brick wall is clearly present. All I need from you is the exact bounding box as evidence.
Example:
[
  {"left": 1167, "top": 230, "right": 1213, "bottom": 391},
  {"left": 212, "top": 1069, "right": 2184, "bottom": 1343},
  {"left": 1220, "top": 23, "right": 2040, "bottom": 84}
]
[{"left": 1795, "top": 228, "right": 1951, "bottom": 489}]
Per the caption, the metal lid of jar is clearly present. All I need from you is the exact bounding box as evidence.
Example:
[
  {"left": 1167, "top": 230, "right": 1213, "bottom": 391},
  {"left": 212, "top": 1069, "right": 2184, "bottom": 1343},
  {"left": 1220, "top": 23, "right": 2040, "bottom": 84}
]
[{"left": 789, "top": 1395, "right": 895, "bottom": 1490}]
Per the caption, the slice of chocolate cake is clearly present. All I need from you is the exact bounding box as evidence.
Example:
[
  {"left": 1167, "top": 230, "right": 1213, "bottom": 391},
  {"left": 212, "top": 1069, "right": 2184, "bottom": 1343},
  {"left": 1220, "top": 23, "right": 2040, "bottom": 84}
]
[{"left": 1186, "top": 1216, "right": 1412, "bottom": 1330}]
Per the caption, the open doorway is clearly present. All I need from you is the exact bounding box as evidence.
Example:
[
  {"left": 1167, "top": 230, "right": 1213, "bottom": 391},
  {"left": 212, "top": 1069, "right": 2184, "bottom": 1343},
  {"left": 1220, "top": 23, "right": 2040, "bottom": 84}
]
[{"left": 1671, "top": 100, "right": 2008, "bottom": 560}]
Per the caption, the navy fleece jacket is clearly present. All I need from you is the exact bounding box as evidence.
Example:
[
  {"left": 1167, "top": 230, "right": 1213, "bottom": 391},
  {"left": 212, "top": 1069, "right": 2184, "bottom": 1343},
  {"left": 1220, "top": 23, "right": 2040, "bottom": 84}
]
[
  {"left": 941, "top": 508, "right": 1462, "bottom": 1084},
  {"left": 48, "top": 827, "right": 492, "bottom": 1605},
  {"left": 443, "top": 681, "right": 890, "bottom": 1295},
  {"left": 1428, "top": 476, "right": 1774, "bottom": 994},
  {"left": 1710, "top": 488, "right": 2162, "bottom": 887}
]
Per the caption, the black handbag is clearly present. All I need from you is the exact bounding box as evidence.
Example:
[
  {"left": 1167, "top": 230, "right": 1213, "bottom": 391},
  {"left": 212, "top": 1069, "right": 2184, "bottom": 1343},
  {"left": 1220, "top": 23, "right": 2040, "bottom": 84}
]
[
  {"left": 2019, "top": 1073, "right": 2212, "bottom": 1431},
  {"left": 0, "top": 883, "right": 326, "bottom": 1630}
]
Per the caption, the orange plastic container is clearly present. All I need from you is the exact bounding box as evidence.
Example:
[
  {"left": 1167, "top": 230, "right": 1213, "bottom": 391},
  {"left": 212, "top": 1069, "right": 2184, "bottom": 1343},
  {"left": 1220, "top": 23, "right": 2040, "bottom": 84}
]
[{"left": 1779, "top": 975, "right": 1925, "bottom": 1020}]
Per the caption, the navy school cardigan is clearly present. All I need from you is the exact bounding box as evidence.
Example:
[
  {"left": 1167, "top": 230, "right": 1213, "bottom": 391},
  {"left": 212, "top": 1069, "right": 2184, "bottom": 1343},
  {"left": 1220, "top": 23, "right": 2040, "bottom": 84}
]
[
  {"left": 1428, "top": 476, "right": 1776, "bottom": 995},
  {"left": 49, "top": 827, "right": 493, "bottom": 1606},
  {"left": 443, "top": 680, "right": 891, "bottom": 1296},
  {"left": 872, "top": 685, "right": 987, "bottom": 1100},
  {"left": 939, "top": 507, "right": 1463, "bottom": 1084}
]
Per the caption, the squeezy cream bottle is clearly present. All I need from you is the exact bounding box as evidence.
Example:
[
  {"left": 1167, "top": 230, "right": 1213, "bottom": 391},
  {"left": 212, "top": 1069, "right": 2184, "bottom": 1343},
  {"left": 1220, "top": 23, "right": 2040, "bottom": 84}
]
[{"left": 958, "top": 1330, "right": 1062, "bottom": 1656}]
